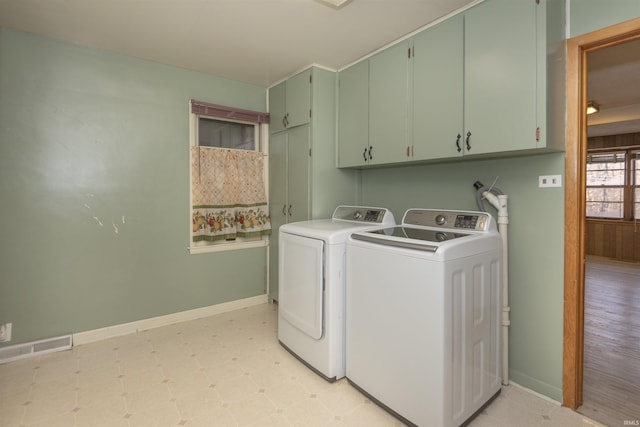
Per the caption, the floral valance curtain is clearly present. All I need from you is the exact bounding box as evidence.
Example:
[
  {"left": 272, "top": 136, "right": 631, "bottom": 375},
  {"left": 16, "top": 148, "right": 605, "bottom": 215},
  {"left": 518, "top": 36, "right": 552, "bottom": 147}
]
[{"left": 191, "top": 146, "right": 271, "bottom": 242}]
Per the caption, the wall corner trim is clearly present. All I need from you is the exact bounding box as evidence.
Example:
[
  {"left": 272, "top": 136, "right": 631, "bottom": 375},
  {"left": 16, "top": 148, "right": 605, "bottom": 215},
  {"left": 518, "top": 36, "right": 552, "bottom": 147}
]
[{"left": 73, "top": 294, "right": 269, "bottom": 346}]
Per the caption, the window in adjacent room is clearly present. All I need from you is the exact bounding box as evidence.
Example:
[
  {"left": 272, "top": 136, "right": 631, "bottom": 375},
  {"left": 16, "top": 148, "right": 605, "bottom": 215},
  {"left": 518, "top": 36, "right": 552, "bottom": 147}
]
[
  {"left": 189, "top": 100, "right": 271, "bottom": 254},
  {"left": 585, "top": 148, "right": 639, "bottom": 220}
]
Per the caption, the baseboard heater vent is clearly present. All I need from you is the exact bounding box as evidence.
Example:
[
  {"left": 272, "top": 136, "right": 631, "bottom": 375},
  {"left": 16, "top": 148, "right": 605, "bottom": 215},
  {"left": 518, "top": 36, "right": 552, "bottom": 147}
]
[{"left": 0, "top": 335, "right": 72, "bottom": 364}]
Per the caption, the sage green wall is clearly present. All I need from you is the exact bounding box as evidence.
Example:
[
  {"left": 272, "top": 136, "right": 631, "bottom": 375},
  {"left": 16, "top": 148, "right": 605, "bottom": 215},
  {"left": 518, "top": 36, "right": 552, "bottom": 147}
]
[
  {"left": 570, "top": 0, "right": 640, "bottom": 37},
  {"left": 358, "top": 152, "right": 566, "bottom": 401},
  {"left": 0, "top": 28, "right": 268, "bottom": 346}
]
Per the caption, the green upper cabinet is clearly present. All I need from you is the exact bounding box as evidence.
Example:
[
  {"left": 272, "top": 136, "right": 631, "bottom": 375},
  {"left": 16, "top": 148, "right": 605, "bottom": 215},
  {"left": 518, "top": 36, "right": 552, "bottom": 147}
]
[
  {"left": 413, "top": 0, "right": 546, "bottom": 159},
  {"left": 412, "top": 14, "right": 464, "bottom": 160},
  {"left": 337, "top": 0, "right": 552, "bottom": 168},
  {"left": 369, "top": 41, "right": 411, "bottom": 165},
  {"left": 463, "top": 0, "right": 543, "bottom": 155},
  {"left": 269, "top": 69, "right": 311, "bottom": 134},
  {"left": 338, "top": 60, "right": 369, "bottom": 168}
]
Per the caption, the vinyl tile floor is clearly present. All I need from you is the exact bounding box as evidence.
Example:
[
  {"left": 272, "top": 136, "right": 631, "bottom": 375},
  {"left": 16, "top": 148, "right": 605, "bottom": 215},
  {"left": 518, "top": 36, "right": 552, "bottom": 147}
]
[{"left": 0, "top": 303, "right": 605, "bottom": 427}]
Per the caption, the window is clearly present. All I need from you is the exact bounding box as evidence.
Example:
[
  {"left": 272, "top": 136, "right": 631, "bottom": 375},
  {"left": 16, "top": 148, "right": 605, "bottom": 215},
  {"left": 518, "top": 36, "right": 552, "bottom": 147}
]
[
  {"left": 586, "top": 148, "right": 639, "bottom": 220},
  {"left": 189, "top": 100, "right": 271, "bottom": 254},
  {"left": 198, "top": 117, "right": 256, "bottom": 151},
  {"left": 633, "top": 152, "right": 640, "bottom": 219}
]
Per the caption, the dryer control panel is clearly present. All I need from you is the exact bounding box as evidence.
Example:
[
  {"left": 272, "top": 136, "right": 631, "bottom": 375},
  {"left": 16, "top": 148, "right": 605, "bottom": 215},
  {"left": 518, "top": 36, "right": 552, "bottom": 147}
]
[{"left": 332, "top": 206, "right": 392, "bottom": 224}]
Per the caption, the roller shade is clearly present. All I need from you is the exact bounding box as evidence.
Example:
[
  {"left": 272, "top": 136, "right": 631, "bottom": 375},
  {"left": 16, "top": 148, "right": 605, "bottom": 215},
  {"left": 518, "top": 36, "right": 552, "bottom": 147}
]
[{"left": 191, "top": 99, "right": 269, "bottom": 124}]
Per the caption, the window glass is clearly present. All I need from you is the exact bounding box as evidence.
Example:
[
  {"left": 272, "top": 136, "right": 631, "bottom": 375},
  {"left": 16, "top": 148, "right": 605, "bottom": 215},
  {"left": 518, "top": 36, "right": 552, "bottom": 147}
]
[
  {"left": 585, "top": 151, "right": 626, "bottom": 219},
  {"left": 586, "top": 152, "right": 625, "bottom": 185},
  {"left": 634, "top": 151, "right": 640, "bottom": 219},
  {"left": 586, "top": 188, "right": 624, "bottom": 218},
  {"left": 198, "top": 117, "right": 256, "bottom": 151}
]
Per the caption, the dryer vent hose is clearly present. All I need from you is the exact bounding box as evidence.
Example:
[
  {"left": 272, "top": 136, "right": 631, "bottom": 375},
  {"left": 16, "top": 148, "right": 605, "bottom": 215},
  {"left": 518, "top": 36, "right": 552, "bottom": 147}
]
[{"left": 473, "top": 180, "right": 503, "bottom": 212}]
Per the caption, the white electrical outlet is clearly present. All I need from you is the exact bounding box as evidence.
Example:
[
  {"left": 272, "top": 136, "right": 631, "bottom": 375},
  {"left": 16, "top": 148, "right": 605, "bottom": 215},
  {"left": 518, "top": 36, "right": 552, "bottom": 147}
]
[
  {"left": 0, "top": 323, "right": 12, "bottom": 342},
  {"left": 539, "top": 175, "right": 562, "bottom": 188}
]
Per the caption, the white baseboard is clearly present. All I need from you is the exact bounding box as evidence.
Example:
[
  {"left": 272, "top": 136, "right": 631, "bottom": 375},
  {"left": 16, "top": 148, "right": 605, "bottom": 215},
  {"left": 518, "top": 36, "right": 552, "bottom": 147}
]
[
  {"left": 508, "top": 381, "right": 562, "bottom": 406},
  {"left": 73, "top": 294, "right": 268, "bottom": 346}
]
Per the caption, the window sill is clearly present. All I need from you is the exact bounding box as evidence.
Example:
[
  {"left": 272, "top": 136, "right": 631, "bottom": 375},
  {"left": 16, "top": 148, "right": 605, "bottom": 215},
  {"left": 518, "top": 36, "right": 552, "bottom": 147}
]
[
  {"left": 188, "top": 239, "right": 268, "bottom": 254},
  {"left": 586, "top": 218, "right": 638, "bottom": 225}
]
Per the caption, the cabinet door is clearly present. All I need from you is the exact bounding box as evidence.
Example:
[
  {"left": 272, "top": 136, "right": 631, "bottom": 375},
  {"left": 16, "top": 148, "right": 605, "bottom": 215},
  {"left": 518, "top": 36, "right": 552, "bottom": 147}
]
[
  {"left": 464, "top": 0, "right": 539, "bottom": 155},
  {"left": 287, "top": 125, "right": 310, "bottom": 224},
  {"left": 268, "top": 132, "right": 288, "bottom": 301},
  {"left": 412, "top": 14, "right": 464, "bottom": 160},
  {"left": 338, "top": 60, "right": 369, "bottom": 167},
  {"left": 286, "top": 69, "right": 311, "bottom": 129},
  {"left": 269, "top": 81, "right": 286, "bottom": 134},
  {"left": 369, "top": 41, "right": 410, "bottom": 165}
]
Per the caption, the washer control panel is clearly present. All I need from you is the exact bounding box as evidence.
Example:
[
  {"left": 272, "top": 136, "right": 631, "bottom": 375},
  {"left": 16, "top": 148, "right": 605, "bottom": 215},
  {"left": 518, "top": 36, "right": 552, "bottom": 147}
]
[{"left": 403, "top": 209, "right": 491, "bottom": 231}]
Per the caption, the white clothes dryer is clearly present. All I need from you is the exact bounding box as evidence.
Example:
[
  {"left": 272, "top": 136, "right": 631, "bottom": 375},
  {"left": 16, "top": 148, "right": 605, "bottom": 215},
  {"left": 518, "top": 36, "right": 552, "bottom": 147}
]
[
  {"left": 278, "top": 206, "right": 395, "bottom": 381},
  {"left": 346, "top": 209, "right": 503, "bottom": 426}
]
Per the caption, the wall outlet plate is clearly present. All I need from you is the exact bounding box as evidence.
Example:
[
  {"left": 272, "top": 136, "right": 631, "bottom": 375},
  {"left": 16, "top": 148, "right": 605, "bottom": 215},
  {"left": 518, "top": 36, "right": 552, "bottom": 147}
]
[
  {"left": 0, "top": 323, "right": 12, "bottom": 342},
  {"left": 539, "top": 175, "right": 562, "bottom": 188}
]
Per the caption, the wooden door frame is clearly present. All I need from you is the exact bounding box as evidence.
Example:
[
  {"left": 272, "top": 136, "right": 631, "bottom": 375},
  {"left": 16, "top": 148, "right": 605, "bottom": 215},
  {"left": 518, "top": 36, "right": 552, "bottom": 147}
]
[{"left": 563, "top": 17, "right": 640, "bottom": 410}]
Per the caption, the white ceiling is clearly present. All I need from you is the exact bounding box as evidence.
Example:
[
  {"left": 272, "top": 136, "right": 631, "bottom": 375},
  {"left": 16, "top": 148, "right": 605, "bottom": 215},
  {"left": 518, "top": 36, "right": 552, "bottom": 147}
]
[
  {"left": 587, "top": 38, "right": 640, "bottom": 138},
  {"left": 1, "top": 0, "right": 638, "bottom": 138},
  {"left": 0, "top": 0, "right": 478, "bottom": 87}
]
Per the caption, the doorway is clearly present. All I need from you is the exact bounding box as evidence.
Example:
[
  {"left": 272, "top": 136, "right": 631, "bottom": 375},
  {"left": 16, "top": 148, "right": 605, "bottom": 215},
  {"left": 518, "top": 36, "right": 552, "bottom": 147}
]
[{"left": 563, "top": 16, "right": 640, "bottom": 415}]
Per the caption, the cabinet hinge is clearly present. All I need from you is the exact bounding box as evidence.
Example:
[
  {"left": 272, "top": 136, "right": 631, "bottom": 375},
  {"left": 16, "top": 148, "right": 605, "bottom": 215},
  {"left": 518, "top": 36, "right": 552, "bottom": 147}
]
[{"left": 536, "top": 127, "right": 541, "bottom": 141}]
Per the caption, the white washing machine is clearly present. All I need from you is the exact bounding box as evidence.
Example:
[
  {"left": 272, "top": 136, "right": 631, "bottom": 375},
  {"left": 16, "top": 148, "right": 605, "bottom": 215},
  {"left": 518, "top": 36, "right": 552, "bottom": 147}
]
[
  {"left": 278, "top": 206, "right": 395, "bottom": 381},
  {"left": 346, "top": 209, "right": 502, "bottom": 427}
]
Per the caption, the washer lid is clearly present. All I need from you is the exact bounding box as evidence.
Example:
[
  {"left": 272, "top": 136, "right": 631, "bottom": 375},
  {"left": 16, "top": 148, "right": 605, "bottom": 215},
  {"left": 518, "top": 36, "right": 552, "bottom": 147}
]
[{"left": 369, "top": 226, "right": 470, "bottom": 243}]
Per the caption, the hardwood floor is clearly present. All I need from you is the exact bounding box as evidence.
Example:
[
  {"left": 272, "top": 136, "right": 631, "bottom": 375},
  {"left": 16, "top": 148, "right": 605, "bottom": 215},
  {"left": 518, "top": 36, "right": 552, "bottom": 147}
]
[{"left": 578, "top": 256, "right": 640, "bottom": 426}]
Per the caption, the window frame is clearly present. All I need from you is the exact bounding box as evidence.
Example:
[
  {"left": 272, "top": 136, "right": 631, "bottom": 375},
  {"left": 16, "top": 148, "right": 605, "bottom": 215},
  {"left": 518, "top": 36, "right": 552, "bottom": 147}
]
[
  {"left": 188, "top": 101, "right": 270, "bottom": 254},
  {"left": 585, "top": 147, "right": 639, "bottom": 221}
]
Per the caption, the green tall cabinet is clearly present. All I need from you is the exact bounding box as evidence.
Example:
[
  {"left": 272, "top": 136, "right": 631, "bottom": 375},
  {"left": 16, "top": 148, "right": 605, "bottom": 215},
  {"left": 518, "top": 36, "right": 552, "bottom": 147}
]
[
  {"left": 268, "top": 67, "right": 355, "bottom": 301},
  {"left": 268, "top": 126, "right": 310, "bottom": 301}
]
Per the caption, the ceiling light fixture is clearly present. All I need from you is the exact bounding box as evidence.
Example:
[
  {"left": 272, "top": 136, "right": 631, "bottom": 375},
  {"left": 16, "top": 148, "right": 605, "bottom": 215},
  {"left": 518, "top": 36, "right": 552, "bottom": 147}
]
[
  {"left": 315, "top": 0, "right": 353, "bottom": 9},
  {"left": 586, "top": 100, "right": 600, "bottom": 115}
]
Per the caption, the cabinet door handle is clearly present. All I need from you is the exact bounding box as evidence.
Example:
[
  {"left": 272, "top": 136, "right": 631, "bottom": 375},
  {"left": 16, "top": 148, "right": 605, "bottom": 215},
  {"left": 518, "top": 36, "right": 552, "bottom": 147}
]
[
  {"left": 406, "top": 146, "right": 410, "bottom": 157},
  {"left": 288, "top": 204, "right": 292, "bottom": 216},
  {"left": 368, "top": 145, "right": 373, "bottom": 160},
  {"left": 282, "top": 204, "right": 287, "bottom": 216},
  {"left": 466, "top": 131, "right": 472, "bottom": 151},
  {"left": 363, "top": 148, "right": 368, "bottom": 162},
  {"left": 456, "top": 134, "right": 462, "bottom": 153}
]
